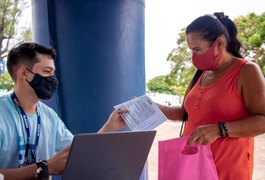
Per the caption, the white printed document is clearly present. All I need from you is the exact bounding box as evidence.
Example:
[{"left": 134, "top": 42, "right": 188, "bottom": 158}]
[{"left": 114, "top": 95, "right": 167, "bottom": 131}]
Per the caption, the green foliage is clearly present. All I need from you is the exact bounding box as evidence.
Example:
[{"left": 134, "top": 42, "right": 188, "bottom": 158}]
[
  {"left": 0, "top": 0, "right": 30, "bottom": 79},
  {"left": 0, "top": 0, "right": 29, "bottom": 58},
  {"left": 22, "top": 27, "right": 32, "bottom": 42},
  {"left": 147, "top": 12, "right": 265, "bottom": 96},
  {"left": 147, "top": 75, "right": 179, "bottom": 95},
  {"left": 0, "top": 72, "right": 14, "bottom": 91},
  {"left": 166, "top": 29, "right": 196, "bottom": 96},
  {"left": 147, "top": 29, "right": 195, "bottom": 96},
  {"left": 235, "top": 12, "right": 265, "bottom": 74}
]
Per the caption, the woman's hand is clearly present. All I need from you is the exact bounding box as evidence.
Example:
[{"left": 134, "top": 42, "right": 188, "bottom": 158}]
[{"left": 188, "top": 123, "right": 220, "bottom": 145}]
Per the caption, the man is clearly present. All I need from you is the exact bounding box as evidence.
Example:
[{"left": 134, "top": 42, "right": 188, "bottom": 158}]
[{"left": 0, "top": 42, "right": 126, "bottom": 179}]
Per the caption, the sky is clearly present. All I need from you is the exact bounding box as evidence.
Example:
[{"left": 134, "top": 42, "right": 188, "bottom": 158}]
[{"left": 145, "top": 0, "right": 265, "bottom": 82}]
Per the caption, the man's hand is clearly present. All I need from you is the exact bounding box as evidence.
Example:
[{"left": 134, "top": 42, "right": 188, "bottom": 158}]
[
  {"left": 47, "top": 145, "right": 71, "bottom": 175},
  {"left": 98, "top": 109, "right": 128, "bottom": 133}
]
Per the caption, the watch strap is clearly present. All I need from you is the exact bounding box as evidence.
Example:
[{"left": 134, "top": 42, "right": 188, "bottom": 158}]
[{"left": 35, "top": 160, "right": 49, "bottom": 180}]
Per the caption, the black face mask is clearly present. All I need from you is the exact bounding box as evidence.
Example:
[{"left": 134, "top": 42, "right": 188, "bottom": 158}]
[{"left": 26, "top": 68, "right": 58, "bottom": 100}]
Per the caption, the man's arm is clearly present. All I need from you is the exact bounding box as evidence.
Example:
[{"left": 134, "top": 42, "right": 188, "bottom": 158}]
[
  {"left": 0, "top": 145, "right": 71, "bottom": 180},
  {"left": 0, "top": 109, "right": 126, "bottom": 179},
  {"left": 0, "top": 164, "right": 37, "bottom": 180}
]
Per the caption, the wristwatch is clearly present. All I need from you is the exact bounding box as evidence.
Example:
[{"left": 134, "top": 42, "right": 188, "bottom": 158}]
[{"left": 35, "top": 160, "right": 49, "bottom": 180}]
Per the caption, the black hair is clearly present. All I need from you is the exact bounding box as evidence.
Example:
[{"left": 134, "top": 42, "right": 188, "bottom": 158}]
[
  {"left": 186, "top": 12, "right": 243, "bottom": 58},
  {"left": 7, "top": 42, "right": 56, "bottom": 80}
]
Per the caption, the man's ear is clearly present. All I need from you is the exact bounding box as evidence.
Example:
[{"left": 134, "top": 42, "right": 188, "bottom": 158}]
[{"left": 17, "top": 66, "right": 27, "bottom": 81}]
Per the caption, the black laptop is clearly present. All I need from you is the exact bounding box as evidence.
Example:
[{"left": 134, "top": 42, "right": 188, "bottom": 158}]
[{"left": 62, "top": 130, "right": 156, "bottom": 180}]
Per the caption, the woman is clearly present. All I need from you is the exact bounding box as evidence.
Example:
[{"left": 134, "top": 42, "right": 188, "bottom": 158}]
[{"left": 158, "top": 12, "right": 265, "bottom": 179}]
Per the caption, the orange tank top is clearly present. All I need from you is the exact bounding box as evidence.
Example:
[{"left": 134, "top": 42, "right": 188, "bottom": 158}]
[{"left": 184, "top": 59, "right": 253, "bottom": 180}]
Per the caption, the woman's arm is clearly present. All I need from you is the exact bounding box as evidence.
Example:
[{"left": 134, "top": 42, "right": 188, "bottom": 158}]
[
  {"left": 226, "top": 62, "right": 265, "bottom": 137},
  {"left": 188, "top": 62, "right": 265, "bottom": 145},
  {"left": 156, "top": 103, "right": 185, "bottom": 121},
  {"left": 156, "top": 77, "right": 194, "bottom": 121}
]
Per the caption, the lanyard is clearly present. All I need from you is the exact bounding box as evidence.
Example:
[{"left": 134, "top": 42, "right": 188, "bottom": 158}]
[{"left": 11, "top": 92, "right": 41, "bottom": 162}]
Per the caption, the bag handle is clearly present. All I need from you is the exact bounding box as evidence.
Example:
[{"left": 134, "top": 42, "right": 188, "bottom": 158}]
[{"left": 179, "top": 70, "right": 203, "bottom": 137}]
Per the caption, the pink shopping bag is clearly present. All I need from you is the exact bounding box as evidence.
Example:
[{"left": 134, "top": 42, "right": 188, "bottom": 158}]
[{"left": 158, "top": 136, "right": 219, "bottom": 180}]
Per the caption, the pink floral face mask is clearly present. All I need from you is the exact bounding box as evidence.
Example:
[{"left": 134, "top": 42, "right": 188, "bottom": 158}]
[{"left": 192, "top": 41, "right": 221, "bottom": 71}]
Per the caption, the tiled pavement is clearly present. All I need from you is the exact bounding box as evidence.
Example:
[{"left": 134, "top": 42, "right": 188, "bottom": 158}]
[{"left": 147, "top": 121, "right": 265, "bottom": 180}]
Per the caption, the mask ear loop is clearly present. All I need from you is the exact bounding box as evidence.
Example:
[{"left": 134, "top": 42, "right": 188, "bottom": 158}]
[
  {"left": 25, "top": 68, "right": 36, "bottom": 83},
  {"left": 25, "top": 68, "right": 35, "bottom": 75}
]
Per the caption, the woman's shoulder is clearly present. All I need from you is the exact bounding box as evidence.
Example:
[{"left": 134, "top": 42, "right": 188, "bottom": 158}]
[
  {"left": 239, "top": 60, "right": 264, "bottom": 85},
  {"left": 241, "top": 60, "right": 263, "bottom": 75}
]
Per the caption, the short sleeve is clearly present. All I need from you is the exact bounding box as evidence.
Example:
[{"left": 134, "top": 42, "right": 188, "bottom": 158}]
[{"left": 54, "top": 113, "right": 73, "bottom": 152}]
